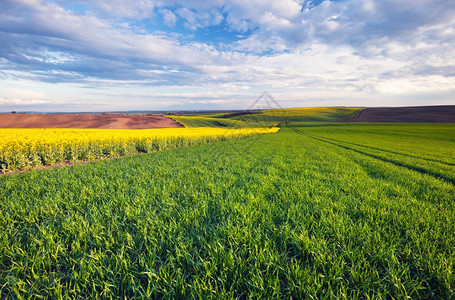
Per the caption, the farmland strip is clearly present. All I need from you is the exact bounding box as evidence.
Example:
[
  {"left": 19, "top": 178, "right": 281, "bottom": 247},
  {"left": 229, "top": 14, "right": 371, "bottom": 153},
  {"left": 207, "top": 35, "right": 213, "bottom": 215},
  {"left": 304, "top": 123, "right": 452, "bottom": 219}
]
[
  {"left": 1, "top": 123, "right": 454, "bottom": 298},
  {"left": 317, "top": 135, "right": 454, "bottom": 167},
  {"left": 292, "top": 128, "right": 455, "bottom": 185}
]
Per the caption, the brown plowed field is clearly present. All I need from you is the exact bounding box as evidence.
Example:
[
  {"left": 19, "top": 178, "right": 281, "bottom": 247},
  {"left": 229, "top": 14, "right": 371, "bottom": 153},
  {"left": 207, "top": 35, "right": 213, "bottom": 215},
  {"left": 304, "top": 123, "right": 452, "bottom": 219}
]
[
  {"left": 348, "top": 106, "right": 455, "bottom": 123},
  {"left": 0, "top": 114, "right": 182, "bottom": 129}
]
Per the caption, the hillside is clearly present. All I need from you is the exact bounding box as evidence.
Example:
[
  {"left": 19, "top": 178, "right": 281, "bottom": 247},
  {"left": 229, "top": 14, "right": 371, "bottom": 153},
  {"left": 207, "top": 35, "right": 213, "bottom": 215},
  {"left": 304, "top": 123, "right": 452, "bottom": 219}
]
[
  {"left": 348, "top": 106, "right": 455, "bottom": 123},
  {"left": 0, "top": 114, "right": 182, "bottom": 129}
]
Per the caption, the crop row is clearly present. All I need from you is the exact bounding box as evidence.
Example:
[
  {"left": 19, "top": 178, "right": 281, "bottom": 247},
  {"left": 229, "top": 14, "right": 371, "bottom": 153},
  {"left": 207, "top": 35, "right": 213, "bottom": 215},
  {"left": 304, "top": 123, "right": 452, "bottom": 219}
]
[
  {"left": 292, "top": 127, "right": 455, "bottom": 186},
  {"left": 1, "top": 124, "right": 454, "bottom": 298},
  {"left": 0, "top": 127, "right": 278, "bottom": 172}
]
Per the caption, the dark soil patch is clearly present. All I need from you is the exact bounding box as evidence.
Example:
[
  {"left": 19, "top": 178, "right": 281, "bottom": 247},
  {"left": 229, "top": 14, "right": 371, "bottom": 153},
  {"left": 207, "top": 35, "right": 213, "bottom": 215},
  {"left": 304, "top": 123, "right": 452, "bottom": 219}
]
[{"left": 347, "top": 106, "right": 455, "bottom": 123}]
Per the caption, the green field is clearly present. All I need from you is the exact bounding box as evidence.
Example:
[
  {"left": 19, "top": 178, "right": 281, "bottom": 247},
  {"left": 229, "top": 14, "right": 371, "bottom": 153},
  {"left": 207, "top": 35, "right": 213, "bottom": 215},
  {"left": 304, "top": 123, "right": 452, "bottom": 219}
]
[
  {"left": 1, "top": 119, "right": 454, "bottom": 298},
  {"left": 166, "top": 115, "right": 257, "bottom": 128},
  {"left": 168, "top": 107, "right": 362, "bottom": 127},
  {"left": 227, "top": 107, "right": 363, "bottom": 123}
]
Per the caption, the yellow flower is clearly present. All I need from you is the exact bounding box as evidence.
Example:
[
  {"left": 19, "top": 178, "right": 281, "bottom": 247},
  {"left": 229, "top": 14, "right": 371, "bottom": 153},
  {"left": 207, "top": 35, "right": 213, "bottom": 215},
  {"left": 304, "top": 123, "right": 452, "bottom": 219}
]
[{"left": 0, "top": 127, "right": 278, "bottom": 170}]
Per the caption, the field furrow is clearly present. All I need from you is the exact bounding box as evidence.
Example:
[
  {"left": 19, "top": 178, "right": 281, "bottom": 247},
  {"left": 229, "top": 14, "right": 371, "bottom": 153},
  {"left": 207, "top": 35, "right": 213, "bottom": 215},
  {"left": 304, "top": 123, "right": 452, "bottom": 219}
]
[
  {"left": 307, "top": 134, "right": 455, "bottom": 186},
  {"left": 292, "top": 125, "right": 455, "bottom": 185}
]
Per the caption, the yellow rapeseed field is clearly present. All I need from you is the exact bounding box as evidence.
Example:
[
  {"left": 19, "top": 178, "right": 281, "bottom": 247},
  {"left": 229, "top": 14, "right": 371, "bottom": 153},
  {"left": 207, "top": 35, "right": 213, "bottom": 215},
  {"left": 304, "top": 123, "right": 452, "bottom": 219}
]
[{"left": 0, "top": 127, "right": 279, "bottom": 171}]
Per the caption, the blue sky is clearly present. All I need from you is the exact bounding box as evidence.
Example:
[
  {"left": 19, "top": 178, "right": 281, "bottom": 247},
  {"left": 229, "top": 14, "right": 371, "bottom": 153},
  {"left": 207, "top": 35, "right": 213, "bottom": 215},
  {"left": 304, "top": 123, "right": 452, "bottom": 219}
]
[{"left": 0, "top": 0, "right": 454, "bottom": 112}]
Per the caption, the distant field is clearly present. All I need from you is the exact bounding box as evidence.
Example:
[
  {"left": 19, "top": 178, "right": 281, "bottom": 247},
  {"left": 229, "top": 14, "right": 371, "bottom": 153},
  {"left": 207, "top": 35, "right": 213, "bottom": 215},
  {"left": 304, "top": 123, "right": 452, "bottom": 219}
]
[
  {"left": 166, "top": 115, "right": 258, "bottom": 128},
  {"left": 1, "top": 121, "right": 454, "bottom": 298},
  {"left": 0, "top": 114, "right": 182, "bottom": 129},
  {"left": 349, "top": 106, "right": 455, "bottom": 123},
  {"left": 168, "top": 107, "right": 363, "bottom": 127},
  {"left": 227, "top": 107, "right": 363, "bottom": 122}
]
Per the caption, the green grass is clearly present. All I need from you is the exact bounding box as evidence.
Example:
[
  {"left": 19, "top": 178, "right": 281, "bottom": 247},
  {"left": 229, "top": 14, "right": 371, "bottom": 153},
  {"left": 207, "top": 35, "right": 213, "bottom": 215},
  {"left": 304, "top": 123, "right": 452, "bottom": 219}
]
[{"left": 1, "top": 123, "right": 454, "bottom": 298}]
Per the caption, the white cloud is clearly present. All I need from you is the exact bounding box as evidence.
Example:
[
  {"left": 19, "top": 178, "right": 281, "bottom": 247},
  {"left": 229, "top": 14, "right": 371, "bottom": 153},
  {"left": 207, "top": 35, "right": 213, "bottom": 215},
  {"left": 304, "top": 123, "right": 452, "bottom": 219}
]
[
  {"left": 160, "top": 9, "right": 177, "bottom": 27},
  {"left": 3, "top": 88, "right": 45, "bottom": 99},
  {"left": 0, "top": 0, "right": 454, "bottom": 111},
  {"left": 0, "top": 97, "right": 51, "bottom": 106}
]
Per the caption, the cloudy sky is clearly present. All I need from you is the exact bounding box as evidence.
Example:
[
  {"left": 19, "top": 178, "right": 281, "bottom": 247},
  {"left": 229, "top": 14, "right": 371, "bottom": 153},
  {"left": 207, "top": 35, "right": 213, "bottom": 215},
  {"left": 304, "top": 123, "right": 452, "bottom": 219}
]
[{"left": 0, "top": 0, "right": 454, "bottom": 112}]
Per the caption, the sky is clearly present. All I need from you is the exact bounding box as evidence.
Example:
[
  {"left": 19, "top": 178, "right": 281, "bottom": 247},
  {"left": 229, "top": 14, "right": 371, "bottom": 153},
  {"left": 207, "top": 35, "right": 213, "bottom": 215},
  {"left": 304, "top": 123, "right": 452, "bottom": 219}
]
[{"left": 0, "top": 0, "right": 454, "bottom": 112}]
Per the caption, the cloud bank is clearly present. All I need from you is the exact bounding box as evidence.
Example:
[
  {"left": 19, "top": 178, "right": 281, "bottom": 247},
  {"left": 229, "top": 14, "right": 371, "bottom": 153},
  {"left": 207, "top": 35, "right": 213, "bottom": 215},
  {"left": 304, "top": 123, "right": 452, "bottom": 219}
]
[{"left": 0, "top": 0, "right": 454, "bottom": 111}]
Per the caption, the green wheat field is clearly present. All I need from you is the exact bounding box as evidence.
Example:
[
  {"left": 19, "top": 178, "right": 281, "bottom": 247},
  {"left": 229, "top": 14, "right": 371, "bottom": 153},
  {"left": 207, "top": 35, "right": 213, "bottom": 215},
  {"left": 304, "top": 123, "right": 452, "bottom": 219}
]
[{"left": 1, "top": 108, "right": 454, "bottom": 299}]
